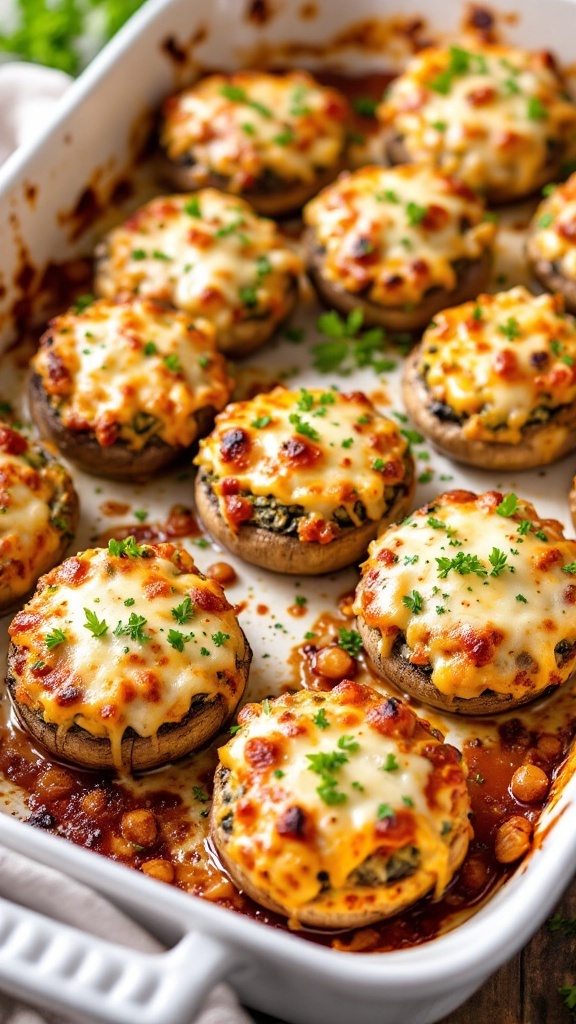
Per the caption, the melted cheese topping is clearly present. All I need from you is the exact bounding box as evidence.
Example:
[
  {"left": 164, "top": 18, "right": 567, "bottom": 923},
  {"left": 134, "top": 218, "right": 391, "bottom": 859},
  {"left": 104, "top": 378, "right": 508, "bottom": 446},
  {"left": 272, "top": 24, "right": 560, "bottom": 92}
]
[
  {"left": 32, "top": 298, "right": 231, "bottom": 450},
  {"left": 160, "top": 71, "right": 349, "bottom": 189},
  {"left": 217, "top": 682, "right": 470, "bottom": 917},
  {"left": 415, "top": 287, "right": 576, "bottom": 444},
  {"left": 0, "top": 427, "right": 75, "bottom": 604},
  {"left": 378, "top": 44, "right": 576, "bottom": 199},
  {"left": 8, "top": 542, "right": 248, "bottom": 767},
  {"left": 95, "top": 191, "right": 302, "bottom": 344},
  {"left": 194, "top": 387, "right": 412, "bottom": 542},
  {"left": 529, "top": 173, "right": 576, "bottom": 281},
  {"left": 354, "top": 490, "right": 576, "bottom": 702},
  {"left": 304, "top": 165, "right": 495, "bottom": 307}
]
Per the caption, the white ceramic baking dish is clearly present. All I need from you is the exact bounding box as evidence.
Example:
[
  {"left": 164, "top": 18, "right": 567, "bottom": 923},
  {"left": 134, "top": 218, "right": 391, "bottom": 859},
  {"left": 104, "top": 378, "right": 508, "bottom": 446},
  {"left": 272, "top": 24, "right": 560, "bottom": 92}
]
[{"left": 1, "top": 0, "right": 576, "bottom": 1021}]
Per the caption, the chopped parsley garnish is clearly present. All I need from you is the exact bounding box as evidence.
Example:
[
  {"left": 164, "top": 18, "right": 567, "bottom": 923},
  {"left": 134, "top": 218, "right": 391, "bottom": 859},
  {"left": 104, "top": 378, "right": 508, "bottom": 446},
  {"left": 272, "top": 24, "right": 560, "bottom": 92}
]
[
  {"left": 535, "top": 530, "right": 548, "bottom": 542},
  {"left": 375, "top": 188, "right": 399, "bottom": 203},
  {"left": 496, "top": 493, "right": 519, "bottom": 517},
  {"left": 163, "top": 353, "right": 182, "bottom": 373},
  {"left": 382, "top": 753, "right": 399, "bottom": 772},
  {"left": 32, "top": 660, "right": 45, "bottom": 671},
  {"left": 406, "top": 201, "right": 427, "bottom": 226},
  {"left": 404, "top": 555, "right": 419, "bottom": 565},
  {"left": 296, "top": 388, "right": 315, "bottom": 411},
  {"left": 239, "top": 285, "right": 257, "bottom": 308},
  {"left": 184, "top": 196, "right": 201, "bottom": 218},
  {"left": 143, "top": 341, "right": 157, "bottom": 356},
  {"left": 562, "top": 562, "right": 576, "bottom": 574},
  {"left": 152, "top": 249, "right": 170, "bottom": 261},
  {"left": 114, "top": 613, "right": 149, "bottom": 643},
  {"left": 498, "top": 317, "right": 521, "bottom": 341},
  {"left": 377, "top": 803, "right": 395, "bottom": 820},
  {"left": 200, "top": 647, "right": 210, "bottom": 657},
  {"left": 516, "top": 594, "right": 528, "bottom": 603},
  {"left": 402, "top": 590, "right": 424, "bottom": 614},
  {"left": 133, "top": 509, "right": 148, "bottom": 522},
  {"left": 352, "top": 95, "right": 378, "bottom": 117},
  {"left": 294, "top": 595, "right": 307, "bottom": 607},
  {"left": 171, "top": 596, "right": 194, "bottom": 624},
  {"left": 372, "top": 458, "right": 386, "bottom": 471},
  {"left": 273, "top": 128, "right": 295, "bottom": 146},
  {"left": 337, "top": 627, "right": 363, "bottom": 657},
  {"left": 538, "top": 212, "right": 554, "bottom": 229},
  {"left": 517, "top": 519, "right": 532, "bottom": 535},
  {"left": 251, "top": 415, "right": 271, "bottom": 429},
  {"left": 220, "top": 83, "right": 246, "bottom": 102},
  {"left": 83, "top": 608, "right": 108, "bottom": 638},
  {"left": 312, "top": 308, "right": 391, "bottom": 376},
  {"left": 262, "top": 698, "right": 271, "bottom": 715},
  {"left": 337, "top": 734, "right": 360, "bottom": 753},
  {"left": 527, "top": 96, "right": 548, "bottom": 120},
  {"left": 45, "top": 628, "right": 67, "bottom": 650},
  {"left": 108, "top": 536, "right": 145, "bottom": 558},
  {"left": 401, "top": 428, "right": 425, "bottom": 446},
  {"left": 72, "top": 293, "right": 95, "bottom": 313},
  {"left": 550, "top": 339, "right": 575, "bottom": 366},
  {"left": 418, "top": 470, "right": 434, "bottom": 484},
  {"left": 241, "top": 121, "right": 256, "bottom": 135},
  {"left": 124, "top": 598, "right": 135, "bottom": 607},
  {"left": 229, "top": 724, "right": 242, "bottom": 735},
  {"left": 436, "top": 552, "right": 487, "bottom": 579},
  {"left": 288, "top": 413, "right": 319, "bottom": 441},
  {"left": 314, "top": 708, "right": 330, "bottom": 729},
  {"left": 212, "top": 631, "right": 230, "bottom": 647},
  {"left": 131, "top": 248, "right": 146, "bottom": 260},
  {"left": 273, "top": 769, "right": 285, "bottom": 779},
  {"left": 488, "top": 548, "right": 508, "bottom": 577},
  {"left": 341, "top": 437, "right": 354, "bottom": 448},
  {"left": 192, "top": 785, "right": 209, "bottom": 803},
  {"left": 166, "top": 626, "right": 192, "bottom": 651}
]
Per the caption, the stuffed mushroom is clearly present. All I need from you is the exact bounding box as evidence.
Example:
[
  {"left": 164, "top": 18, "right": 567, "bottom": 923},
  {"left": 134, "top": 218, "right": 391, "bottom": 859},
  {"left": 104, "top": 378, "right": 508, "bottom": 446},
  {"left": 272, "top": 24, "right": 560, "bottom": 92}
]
[
  {"left": 378, "top": 43, "right": 576, "bottom": 202},
  {"left": 528, "top": 173, "right": 576, "bottom": 310},
  {"left": 29, "top": 297, "right": 232, "bottom": 480},
  {"left": 211, "top": 680, "right": 472, "bottom": 929},
  {"left": 303, "top": 165, "right": 496, "bottom": 331},
  {"left": 354, "top": 489, "right": 576, "bottom": 715},
  {"left": 194, "top": 387, "right": 415, "bottom": 575},
  {"left": 0, "top": 423, "right": 78, "bottom": 616},
  {"left": 402, "top": 287, "right": 576, "bottom": 470},
  {"left": 159, "top": 71, "right": 350, "bottom": 216},
  {"left": 6, "top": 538, "right": 251, "bottom": 771},
  {"left": 94, "top": 190, "right": 302, "bottom": 357}
]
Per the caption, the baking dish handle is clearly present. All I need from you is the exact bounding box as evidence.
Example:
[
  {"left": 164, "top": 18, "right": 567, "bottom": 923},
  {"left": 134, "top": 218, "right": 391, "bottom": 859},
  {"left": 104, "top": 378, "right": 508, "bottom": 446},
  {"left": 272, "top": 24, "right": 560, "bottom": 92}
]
[{"left": 0, "top": 893, "right": 235, "bottom": 1024}]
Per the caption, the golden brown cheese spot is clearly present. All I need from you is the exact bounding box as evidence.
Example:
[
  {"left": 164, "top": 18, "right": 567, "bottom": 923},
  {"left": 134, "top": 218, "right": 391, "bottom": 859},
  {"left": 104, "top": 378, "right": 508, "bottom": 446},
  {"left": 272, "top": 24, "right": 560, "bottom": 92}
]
[
  {"left": 195, "top": 386, "right": 412, "bottom": 540},
  {"left": 303, "top": 164, "right": 495, "bottom": 307},
  {"left": 32, "top": 298, "right": 231, "bottom": 451},
  {"left": 0, "top": 430, "right": 74, "bottom": 606},
  {"left": 379, "top": 44, "right": 576, "bottom": 198},
  {"left": 8, "top": 542, "right": 247, "bottom": 768},
  {"left": 217, "top": 683, "right": 471, "bottom": 916},
  {"left": 354, "top": 490, "right": 576, "bottom": 702},
  {"left": 94, "top": 190, "right": 302, "bottom": 337},
  {"left": 415, "top": 287, "right": 576, "bottom": 444},
  {"left": 160, "top": 71, "right": 349, "bottom": 190},
  {"left": 530, "top": 172, "right": 576, "bottom": 281}
]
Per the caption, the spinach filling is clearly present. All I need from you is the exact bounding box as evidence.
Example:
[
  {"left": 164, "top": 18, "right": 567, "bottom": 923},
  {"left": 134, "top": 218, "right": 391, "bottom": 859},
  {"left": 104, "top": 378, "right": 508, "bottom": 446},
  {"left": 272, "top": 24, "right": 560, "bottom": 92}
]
[{"left": 203, "top": 471, "right": 405, "bottom": 535}]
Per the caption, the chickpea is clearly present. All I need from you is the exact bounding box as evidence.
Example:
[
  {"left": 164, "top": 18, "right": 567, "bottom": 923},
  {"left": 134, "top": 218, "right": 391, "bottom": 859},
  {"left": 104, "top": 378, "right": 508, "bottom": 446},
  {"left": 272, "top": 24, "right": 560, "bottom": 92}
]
[
  {"left": 206, "top": 562, "right": 237, "bottom": 587},
  {"left": 121, "top": 809, "right": 158, "bottom": 848},
  {"left": 36, "top": 767, "right": 75, "bottom": 801},
  {"left": 536, "top": 733, "right": 562, "bottom": 761},
  {"left": 510, "top": 764, "right": 550, "bottom": 804},
  {"left": 458, "top": 856, "right": 490, "bottom": 893},
  {"left": 141, "top": 859, "right": 175, "bottom": 883},
  {"left": 80, "top": 789, "right": 107, "bottom": 817},
  {"left": 313, "top": 644, "right": 355, "bottom": 681},
  {"left": 494, "top": 815, "right": 532, "bottom": 864}
]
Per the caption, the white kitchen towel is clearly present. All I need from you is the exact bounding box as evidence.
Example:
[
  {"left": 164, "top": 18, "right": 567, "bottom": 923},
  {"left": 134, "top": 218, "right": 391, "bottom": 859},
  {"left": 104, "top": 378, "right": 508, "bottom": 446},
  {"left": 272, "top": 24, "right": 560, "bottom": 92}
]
[{"left": 0, "top": 61, "right": 254, "bottom": 1024}]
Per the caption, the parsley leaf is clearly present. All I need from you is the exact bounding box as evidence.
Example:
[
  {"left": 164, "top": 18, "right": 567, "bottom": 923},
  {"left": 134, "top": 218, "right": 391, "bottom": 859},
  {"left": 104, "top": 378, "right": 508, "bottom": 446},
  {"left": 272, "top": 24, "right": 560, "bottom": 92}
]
[
  {"left": 437, "top": 552, "right": 487, "bottom": 579},
  {"left": 288, "top": 413, "right": 319, "bottom": 441},
  {"left": 337, "top": 627, "right": 363, "bottom": 657},
  {"left": 114, "top": 613, "right": 149, "bottom": 643},
  {"left": 313, "top": 708, "right": 330, "bottom": 729},
  {"left": 171, "top": 596, "right": 194, "bottom": 624},
  {"left": 45, "top": 628, "right": 67, "bottom": 650},
  {"left": 488, "top": 548, "right": 508, "bottom": 577},
  {"left": 83, "top": 608, "right": 108, "bottom": 638},
  {"left": 496, "top": 493, "right": 519, "bottom": 517},
  {"left": 402, "top": 590, "right": 424, "bottom": 614},
  {"left": 108, "top": 536, "right": 145, "bottom": 558}
]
